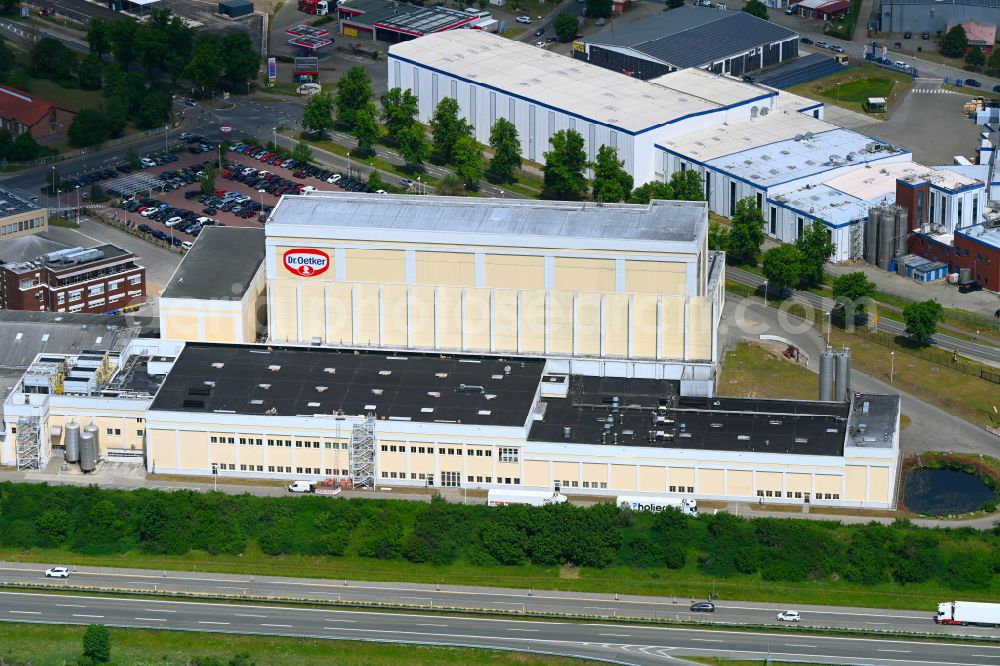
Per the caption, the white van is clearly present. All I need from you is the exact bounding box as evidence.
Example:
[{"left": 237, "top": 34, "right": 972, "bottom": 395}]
[
  {"left": 181, "top": 241, "right": 194, "bottom": 250},
  {"left": 288, "top": 480, "right": 314, "bottom": 493}
]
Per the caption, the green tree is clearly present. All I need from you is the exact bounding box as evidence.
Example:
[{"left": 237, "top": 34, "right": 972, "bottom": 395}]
[
  {"left": 727, "top": 196, "right": 766, "bottom": 266},
  {"left": 199, "top": 162, "right": 218, "bottom": 195},
  {"left": 367, "top": 169, "right": 387, "bottom": 192},
  {"left": 832, "top": 271, "right": 876, "bottom": 321},
  {"left": 381, "top": 87, "right": 420, "bottom": 139},
  {"left": 628, "top": 180, "right": 673, "bottom": 204},
  {"left": 135, "top": 20, "right": 168, "bottom": 74},
  {"left": 668, "top": 169, "right": 704, "bottom": 200},
  {"left": 187, "top": 40, "right": 222, "bottom": 92},
  {"left": 109, "top": 20, "right": 138, "bottom": 70},
  {"left": 553, "top": 12, "right": 580, "bottom": 42},
  {"left": 292, "top": 141, "right": 314, "bottom": 164},
  {"left": 68, "top": 109, "right": 109, "bottom": 148},
  {"left": 708, "top": 219, "right": 729, "bottom": 252},
  {"left": 397, "top": 121, "right": 429, "bottom": 169},
  {"left": 591, "top": 144, "right": 633, "bottom": 202},
  {"left": 988, "top": 46, "right": 1000, "bottom": 74},
  {"left": 90, "top": 182, "right": 108, "bottom": 203},
  {"left": 487, "top": 118, "right": 521, "bottom": 183},
  {"left": 335, "top": 65, "right": 373, "bottom": 127},
  {"left": 87, "top": 18, "right": 111, "bottom": 58},
  {"left": 34, "top": 507, "right": 69, "bottom": 547},
  {"left": 135, "top": 87, "right": 172, "bottom": 129},
  {"left": 966, "top": 45, "right": 985, "bottom": 69},
  {"left": 585, "top": 0, "right": 613, "bottom": 19},
  {"left": 542, "top": 129, "right": 588, "bottom": 200},
  {"left": 9, "top": 132, "right": 42, "bottom": 160},
  {"left": 303, "top": 91, "right": 335, "bottom": 136},
  {"left": 903, "top": 299, "right": 944, "bottom": 342},
  {"left": 453, "top": 133, "right": 484, "bottom": 188},
  {"left": 31, "top": 37, "right": 75, "bottom": 81},
  {"left": 352, "top": 101, "right": 380, "bottom": 155},
  {"left": 794, "top": 220, "right": 835, "bottom": 287},
  {"left": 78, "top": 54, "right": 103, "bottom": 90},
  {"left": 430, "top": 96, "right": 472, "bottom": 163},
  {"left": 762, "top": 244, "right": 802, "bottom": 296},
  {"left": 82, "top": 624, "right": 111, "bottom": 663},
  {"left": 104, "top": 96, "right": 126, "bottom": 138},
  {"left": 941, "top": 23, "right": 969, "bottom": 58},
  {"left": 0, "top": 39, "right": 14, "bottom": 81},
  {"left": 220, "top": 32, "right": 260, "bottom": 86},
  {"left": 742, "top": 0, "right": 768, "bottom": 19},
  {"left": 125, "top": 146, "right": 141, "bottom": 170},
  {"left": 437, "top": 174, "right": 466, "bottom": 196}
]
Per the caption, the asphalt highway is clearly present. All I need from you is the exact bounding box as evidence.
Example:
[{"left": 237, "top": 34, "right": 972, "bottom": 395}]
[
  {"left": 1, "top": 561, "right": 994, "bottom": 639},
  {"left": 727, "top": 266, "right": 1000, "bottom": 364},
  {"left": 0, "top": 590, "right": 998, "bottom": 666}
]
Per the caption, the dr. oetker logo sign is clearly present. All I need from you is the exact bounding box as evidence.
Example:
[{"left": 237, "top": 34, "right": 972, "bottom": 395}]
[{"left": 283, "top": 249, "right": 330, "bottom": 277}]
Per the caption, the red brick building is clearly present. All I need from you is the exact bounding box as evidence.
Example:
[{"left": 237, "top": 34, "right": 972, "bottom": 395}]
[
  {"left": 0, "top": 244, "right": 146, "bottom": 314},
  {"left": 0, "top": 85, "right": 75, "bottom": 140}
]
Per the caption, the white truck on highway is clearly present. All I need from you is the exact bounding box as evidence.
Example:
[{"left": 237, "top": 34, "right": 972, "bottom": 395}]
[
  {"left": 486, "top": 489, "right": 567, "bottom": 507},
  {"left": 936, "top": 601, "right": 1000, "bottom": 627},
  {"left": 615, "top": 495, "right": 698, "bottom": 517}
]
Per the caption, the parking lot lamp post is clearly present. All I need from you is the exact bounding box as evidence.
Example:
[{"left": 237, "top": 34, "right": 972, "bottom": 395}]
[
  {"left": 890, "top": 351, "right": 895, "bottom": 383},
  {"left": 272, "top": 126, "right": 277, "bottom": 150},
  {"left": 347, "top": 151, "right": 352, "bottom": 180},
  {"left": 51, "top": 166, "right": 59, "bottom": 210},
  {"left": 165, "top": 125, "right": 169, "bottom": 154},
  {"left": 258, "top": 189, "right": 265, "bottom": 211}
]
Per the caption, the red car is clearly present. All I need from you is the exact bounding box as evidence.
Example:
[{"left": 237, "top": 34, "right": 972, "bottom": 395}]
[{"left": 292, "top": 171, "right": 307, "bottom": 179}]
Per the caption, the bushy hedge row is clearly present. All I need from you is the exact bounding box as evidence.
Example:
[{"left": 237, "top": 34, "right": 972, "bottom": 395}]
[{"left": 1, "top": 483, "right": 998, "bottom": 592}]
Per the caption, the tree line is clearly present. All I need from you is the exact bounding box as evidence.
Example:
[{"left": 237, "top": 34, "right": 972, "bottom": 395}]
[
  {"left": 302, "top": 66, "right": 710, "bottom": 202},
  {"left": 2, "top": 482, "right": 999, "bottom": 595}
]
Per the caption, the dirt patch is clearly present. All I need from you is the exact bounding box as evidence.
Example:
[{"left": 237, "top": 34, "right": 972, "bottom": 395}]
[{"left": 559, "top": 564, "right": 580, "bottom": 580}]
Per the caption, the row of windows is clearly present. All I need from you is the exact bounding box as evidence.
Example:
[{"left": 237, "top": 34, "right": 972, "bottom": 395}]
[
  {"left": 209, "top": 435, "right": 347, "bottom": 449},
  {"left": 756, "top": 490, "right": 841, "bottom": 500},
  {"left": 669, "top": 485, "right": 695, "bottom": 493},
  {"left": 380, "top": 472, "right": 522, "bottom": 485},
  {"left": 558, "top": 480, "right": 610, "bottom": 489},
  {"left": 105, "top": 428, "right": 143, "bottom": 437},
  {"left": 0, "top": 216, "right": 45, "bottom": 237},
  {"left": 380, "top": 444, "right": 504, "bottom": 458},
  {"left": 214, "top": 463, "right": 348, "bottom": 475}
]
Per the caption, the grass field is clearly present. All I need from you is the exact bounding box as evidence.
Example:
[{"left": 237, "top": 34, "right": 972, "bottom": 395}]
[
  {"left": 23, "top": 78, "right": 104, "bottom": 112},
  {"left": 787, "top": 65, "right": 913, "bottom": 115},
  {"left": 0, "top": 622, "right": 596, "bottom": 666},
  {"left": 717, "top": 342, "right": 818, "bottom": 400}
]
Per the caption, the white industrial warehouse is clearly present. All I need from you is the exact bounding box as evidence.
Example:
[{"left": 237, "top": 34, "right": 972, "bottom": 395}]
[{"left": 387, "top": 30, "right": 986, "bottom": 262}]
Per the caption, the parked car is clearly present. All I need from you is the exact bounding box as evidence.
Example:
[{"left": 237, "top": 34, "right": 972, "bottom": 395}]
[
  {"left": 800, "top": 36, "right": 813, "bottom": 44},
  {"left": 690, "top": 601, "right": 715, "bottom": 613},
  {"left": 921, "top": 31, "right": 930, "bottom": 39},
  {"left": 515, "top": 15, "right": 532, "bottom": 24},
  {"left": 903, "top": 31, "right": 912, "bottom": 38},
  {"left": 829, "top": 44, "right": 845, "bottom": 53},
  {"left": 965, "top": 78, "right": 983, "bottom": 88},
  {"left": 138, "top": 224, "right": 152, "bottom": 233},
  {"left": 959, "top": 280, "right": 983, "bottom": 293},
  {"left": 776, "top": 610, "right": 801, "bottom": 622},
  {"left": 784, "top": 3, "right": 797, "bottom": 13},
  {"left": 181, "top": 241, "right": 194, "bottom": 250}
]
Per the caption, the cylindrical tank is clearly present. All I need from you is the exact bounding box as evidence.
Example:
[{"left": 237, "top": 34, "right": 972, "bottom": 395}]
[
  {"left": 877, "top": 211, "right": 893, "bottom": 270},
  {"left": 960, "top": 267, "right": 973, "bottom": 283},
  {"left": 864, "top": 208, "right": 879, "bottom": 264},
  {"left": 819, "top": 348, "right": 835, "bottom": 401},
  {"left": 835, "top": 349, "right": 851, "bottom": 402},
  {"left": 894, "top": 207, "right": 908, "bottom": 258},
  {"left": 64, "top": 421, "right": 80, "bottom": 463},
  {"left": 79, "top": 431, "right": 97, "bottom": 473}
]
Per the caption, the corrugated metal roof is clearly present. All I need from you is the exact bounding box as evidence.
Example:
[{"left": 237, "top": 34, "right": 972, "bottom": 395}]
[
  {"left": 585, "top": 7, "right": 797, "bottom": 69},
  {"left": 162, "top": 227, "right": 264, "bottom": 301},
  {"left": 266, "top": 194, "right": 706, "bottom": 249}
]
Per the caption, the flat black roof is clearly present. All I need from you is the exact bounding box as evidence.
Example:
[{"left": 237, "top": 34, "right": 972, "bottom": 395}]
[
  {"left": 529, "top": 377, "right": 849, "bottom": 456},
  {"left": 585, "top": 6, "right": 797, "bottom": 69},
  {"left": 161, "top": 227, "right": 264, "bottom": 301},
  {"left": 150, "top": 343, "right": 545, "bottom": 426}
]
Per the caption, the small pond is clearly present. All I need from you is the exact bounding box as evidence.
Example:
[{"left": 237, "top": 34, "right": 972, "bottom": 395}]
[{"left": 903, "top": 468, "right": 996, "bottom": 516}]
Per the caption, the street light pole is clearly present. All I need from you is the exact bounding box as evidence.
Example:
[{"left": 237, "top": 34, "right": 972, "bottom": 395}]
[
  {"left": 762, "top": 280, "right": 768, "bottom": 308},
  {"left": 272, "top": 126, "right": 277, "bottom": 150},
  {"left": 347, "top": 151, "right": 352, "bottom": 180},
  {"left": 825, "top": 311, "right": 831, "bottom": 345},
  {"left": 890, "top": 351, "right": 895, "bottom": 383},
  {"left": 165, "top": 125, "right": 169, "bottom": 154},
  {"left": 74, "top": 185, "right": 80, "bottom": 224}
]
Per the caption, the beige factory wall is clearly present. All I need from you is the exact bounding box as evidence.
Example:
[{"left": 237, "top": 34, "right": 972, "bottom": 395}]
[
  {"left": 844, "top": 466, "right": 867, "bottom": 501},
  {"left": 869, "top": 467, "right": 890, "bottom": 504},
  {"left": 814, "top": 474, "right": 841, "bottom": 495},
  {"left": 698, "top": 468, "right": 724, "bottom": 495},
  {"left": 163, "top": 313, "right": 201, "bottom": 342},
  {"left": 726, "top": 469, "right": 753, "bottom": 497},
  {"left": 638, "top": 466, "right": 666, "bottom": 492},
  {"left": 268, "top": 243, "right": 705, "bottom": 360}
]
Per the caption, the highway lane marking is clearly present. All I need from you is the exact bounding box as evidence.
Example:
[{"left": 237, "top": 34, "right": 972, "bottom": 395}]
[
  {"left": 786, "top": 644, "right": 817, "bottom": 648},
  {"left": 1, "top": 567, "right": 935, "bottom": 620},
  {"left": 134, "top": 617, "right": 167, "bottom": 622},
  {"left": 417, "top": 623, "right": 448, "bottom": 627},
  {"left": 260, "top": 624, "right": 292, "bottom": 628},
  {"left": 9, "top": 611, "right": 40, "bottom": 615},
  {"left": 691, "top": 638, "right": 723, "bottom": 643},
  {"left": 199, "top": 621, "right": 230, "bottom": 625},
  {"left": 879, "top": 649, "right": 911, "bottom": 653},
  {"left": 234, "top": 614, "right": 267, "bottom": 618},
  {"left": 599, "top": 633, "right": 631, "bottom": 637},
  {"left": 506, "top": 628, "right": 539, "bottom": 632},
  {"left": 147, "top": 609, "right": 176, "bottom": 613},
  {"left": 56, "top": 604, "right": 86, "bottom": 608},
  {"left": 73, "top": 614, "right": 103, "bottom": 618}
]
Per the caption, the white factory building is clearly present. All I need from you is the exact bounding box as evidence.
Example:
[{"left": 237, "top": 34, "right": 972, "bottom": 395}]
[{"left": 387, "top": 30, "right": 985, "bottom": 262}]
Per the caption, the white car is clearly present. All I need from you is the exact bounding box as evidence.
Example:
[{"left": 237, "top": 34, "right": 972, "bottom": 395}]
[
  {"left": 181, "top": 241, "right": 194, "bottom": 250},
  {"left": 165, "top": 216, "right": 183, "bottom": 227},
  {"left": 45, "top": 567, "right": 70, "bottom": 578},
  {"left": 326, "top": 174, "right": 342, "bottom": 184},
  {"left": 515, "top": 15, "right": 532, "bottom": 24},
  {"left": 179, "top": 131, "right": 193, "bottom": 140},
  {"left": 140, "top": 158, "right": 156, "bottom": 168},
  {"left": 776, "top": 610, "right": 801, "bottom": 622}
]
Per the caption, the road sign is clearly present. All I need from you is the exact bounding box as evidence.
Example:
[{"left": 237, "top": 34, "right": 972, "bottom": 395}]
[
  {"left": 268, "top": 56, "right": 277, "bottom": 84},
  {"left": 220, "top": 125, "right": 233, "bottom": 134}
]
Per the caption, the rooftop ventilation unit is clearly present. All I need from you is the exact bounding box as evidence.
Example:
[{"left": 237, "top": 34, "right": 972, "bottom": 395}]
[
  {"left": 211, "top": 362, "right": 224, "bottom": 369},
  {"left": 268, "top": 365, "right": 281, "bottom": 372},
  {"left": 458, "top": 384, "right": 485, "bottom": 394}
]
